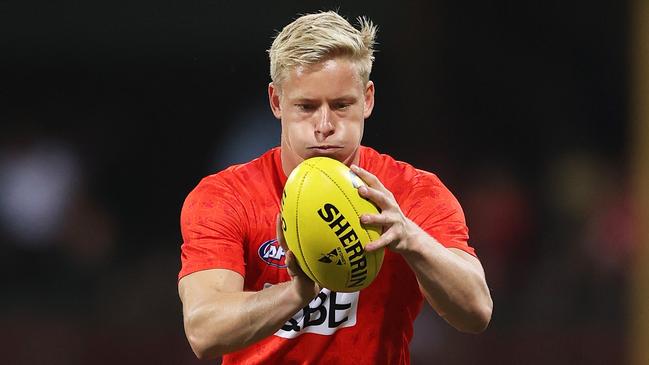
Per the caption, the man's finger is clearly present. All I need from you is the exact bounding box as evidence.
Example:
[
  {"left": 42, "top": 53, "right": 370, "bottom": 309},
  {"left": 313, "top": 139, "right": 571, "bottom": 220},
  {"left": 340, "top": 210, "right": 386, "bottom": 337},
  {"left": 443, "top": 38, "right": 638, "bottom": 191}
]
[
  {"left": 366, "top": 228, "right": 396, "bottom": 252},
  {"left": 358, "top": 185, "right": 392, "bottom": 209},
  {"left": 351, "top": 164, "right": 384, "bottom": 189},
  {"left": 285, "top": 250, "right": 298, "bottom": 277},
  {"left": 276, "top": 213, "right": 288, "bottom": 250},
  {"left": 360, "top": 212, "right": 390, "bottom": 226},
  {"left": 286, "top": 250, "right": 311, "bottom": 280}
]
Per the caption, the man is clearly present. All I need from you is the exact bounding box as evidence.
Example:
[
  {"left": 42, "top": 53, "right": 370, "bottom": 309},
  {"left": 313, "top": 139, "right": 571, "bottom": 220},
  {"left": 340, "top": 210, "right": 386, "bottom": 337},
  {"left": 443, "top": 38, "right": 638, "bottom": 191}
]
[{"left": 178, "top": 11, "right": 492, "bottom": 364}]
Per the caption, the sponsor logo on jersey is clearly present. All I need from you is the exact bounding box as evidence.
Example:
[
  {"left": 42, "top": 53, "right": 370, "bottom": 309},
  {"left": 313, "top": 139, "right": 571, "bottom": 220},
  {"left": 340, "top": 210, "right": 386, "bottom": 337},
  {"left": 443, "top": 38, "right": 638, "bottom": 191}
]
[
  {"left": 258, "top": 239, "right": 287, "bottom": 268},
  {"left": 273, "top": 288, "right": 360, "bottom": 339}
]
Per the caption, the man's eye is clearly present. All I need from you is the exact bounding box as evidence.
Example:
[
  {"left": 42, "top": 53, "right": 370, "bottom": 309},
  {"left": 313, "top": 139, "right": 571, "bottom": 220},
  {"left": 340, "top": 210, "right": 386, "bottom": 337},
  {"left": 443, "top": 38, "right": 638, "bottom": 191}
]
[{"left": 296, "top": 104, "right": 316, "bottom": 111}]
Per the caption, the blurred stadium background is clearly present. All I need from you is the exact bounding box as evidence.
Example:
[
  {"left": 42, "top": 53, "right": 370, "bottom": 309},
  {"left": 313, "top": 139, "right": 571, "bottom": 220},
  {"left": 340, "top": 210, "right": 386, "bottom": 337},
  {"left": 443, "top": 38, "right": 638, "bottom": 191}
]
[{"left": 1, "top": 1, "right": 646, "bottom": 364}]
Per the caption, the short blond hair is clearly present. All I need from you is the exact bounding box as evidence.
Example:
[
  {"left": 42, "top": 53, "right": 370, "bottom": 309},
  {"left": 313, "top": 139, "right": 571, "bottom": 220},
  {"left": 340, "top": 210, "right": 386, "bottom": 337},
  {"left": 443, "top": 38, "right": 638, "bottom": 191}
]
[{"left": 268, "top": 11, "right": 377, "bottom": 87}]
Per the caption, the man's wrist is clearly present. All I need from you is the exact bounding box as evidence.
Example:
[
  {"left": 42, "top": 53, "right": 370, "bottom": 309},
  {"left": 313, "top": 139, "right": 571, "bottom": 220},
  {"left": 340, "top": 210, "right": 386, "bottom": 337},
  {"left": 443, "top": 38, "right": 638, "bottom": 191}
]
[{"left": 287, "top": 278, "right": 317, "bottom": 308}]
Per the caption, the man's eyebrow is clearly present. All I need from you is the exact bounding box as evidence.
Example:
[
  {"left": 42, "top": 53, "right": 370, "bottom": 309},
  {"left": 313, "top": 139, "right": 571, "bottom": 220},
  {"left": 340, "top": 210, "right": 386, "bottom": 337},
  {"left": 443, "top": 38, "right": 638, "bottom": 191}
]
[
  {"left": 287, "top": 95, "right": 359, "bottom": 103},
  {"left": 292, "top": 97, "right": 318, "bottom": 103},
  {"left": 331, "top": 95, "right": 358, "bottom": 102}
]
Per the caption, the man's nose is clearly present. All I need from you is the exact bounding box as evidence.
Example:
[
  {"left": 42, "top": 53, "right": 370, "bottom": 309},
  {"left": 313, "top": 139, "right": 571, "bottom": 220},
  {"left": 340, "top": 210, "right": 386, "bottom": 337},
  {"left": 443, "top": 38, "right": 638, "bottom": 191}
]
[{"left": 315, "top": 106, "right": 335, "bottom": 140}]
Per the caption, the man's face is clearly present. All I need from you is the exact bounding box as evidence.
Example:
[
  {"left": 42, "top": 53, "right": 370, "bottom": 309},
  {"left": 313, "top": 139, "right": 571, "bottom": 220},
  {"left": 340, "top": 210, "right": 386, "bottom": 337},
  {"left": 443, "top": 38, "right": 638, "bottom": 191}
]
[{"left": 269, "top": 57, "right": 375, "bottom": 175}]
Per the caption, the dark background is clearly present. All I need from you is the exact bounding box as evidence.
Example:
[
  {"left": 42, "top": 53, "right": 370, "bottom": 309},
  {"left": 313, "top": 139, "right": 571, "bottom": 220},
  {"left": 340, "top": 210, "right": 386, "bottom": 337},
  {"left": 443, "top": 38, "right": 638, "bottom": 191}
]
[{"left": 0, "top": 1, "right": 633, "bottom": 364}]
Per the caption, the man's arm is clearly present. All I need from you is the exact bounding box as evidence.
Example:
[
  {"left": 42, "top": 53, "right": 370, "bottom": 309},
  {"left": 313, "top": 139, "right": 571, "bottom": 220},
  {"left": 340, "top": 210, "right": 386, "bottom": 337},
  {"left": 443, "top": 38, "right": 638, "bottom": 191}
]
[
  {"left": 178, "top": 216, "right": 319, "bottom": 359},
  {"left": 399, "top": 236, "right": 492, "bottom": 333},
  {"left": 350, "top": 165, "right": 493, "bottom": 333}
]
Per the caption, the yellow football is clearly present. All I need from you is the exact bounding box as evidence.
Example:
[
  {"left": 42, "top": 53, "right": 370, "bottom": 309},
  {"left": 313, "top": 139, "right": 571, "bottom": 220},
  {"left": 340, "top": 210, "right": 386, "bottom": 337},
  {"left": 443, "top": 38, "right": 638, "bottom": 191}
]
[{"left": 280, "top": 156, "right": 384, "bottom": 292}]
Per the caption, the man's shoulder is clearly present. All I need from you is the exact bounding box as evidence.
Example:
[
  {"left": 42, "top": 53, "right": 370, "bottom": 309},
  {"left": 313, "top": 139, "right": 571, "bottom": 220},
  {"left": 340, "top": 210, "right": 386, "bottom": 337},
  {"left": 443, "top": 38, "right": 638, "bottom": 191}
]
[
  {"left": 188, "top": 148, "right": 281, "bottom": 199},
  {"left": 202, "top": 148, "right": 279, "bottom": 184},
  {"left": 361, "top": 146, "right": 441, "bottom": 187}
]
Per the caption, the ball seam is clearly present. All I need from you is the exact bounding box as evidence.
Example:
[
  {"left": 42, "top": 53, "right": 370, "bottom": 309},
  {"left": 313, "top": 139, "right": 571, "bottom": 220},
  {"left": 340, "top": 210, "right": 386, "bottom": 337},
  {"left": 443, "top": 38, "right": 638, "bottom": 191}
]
[{"left": 294, "top": 166, "right": 322, "bottom": 285}]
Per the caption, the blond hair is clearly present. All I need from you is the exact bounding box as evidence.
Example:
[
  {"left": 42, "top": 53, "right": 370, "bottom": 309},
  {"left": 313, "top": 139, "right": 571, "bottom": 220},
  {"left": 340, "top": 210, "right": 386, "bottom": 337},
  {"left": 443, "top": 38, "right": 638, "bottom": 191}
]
[{"left": 268, "top": 11, "right": 377, "bottom": 87}]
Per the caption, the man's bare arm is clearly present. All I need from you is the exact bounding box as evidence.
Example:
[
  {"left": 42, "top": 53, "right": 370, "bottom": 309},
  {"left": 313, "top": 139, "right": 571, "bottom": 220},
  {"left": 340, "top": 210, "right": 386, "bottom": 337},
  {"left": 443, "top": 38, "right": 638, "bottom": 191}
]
[
  {"left": 179, "top": 267, "right": 312, "bottom": 359},
  {"left": 400, "top": 240, "right": 493, "bottom": 333},
  {"left": 178, "top": 215, "right": 319, "bottom": 360},
  {"left": 351, "top": 164, "right": 492, "bottom": 333}
]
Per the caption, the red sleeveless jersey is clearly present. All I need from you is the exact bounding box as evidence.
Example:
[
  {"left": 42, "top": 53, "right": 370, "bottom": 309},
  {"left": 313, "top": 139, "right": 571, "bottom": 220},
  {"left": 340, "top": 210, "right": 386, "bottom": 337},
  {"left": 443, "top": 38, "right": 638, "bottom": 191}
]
[{"left": 179, "top": 146, "right": 476, "bottom": 364}]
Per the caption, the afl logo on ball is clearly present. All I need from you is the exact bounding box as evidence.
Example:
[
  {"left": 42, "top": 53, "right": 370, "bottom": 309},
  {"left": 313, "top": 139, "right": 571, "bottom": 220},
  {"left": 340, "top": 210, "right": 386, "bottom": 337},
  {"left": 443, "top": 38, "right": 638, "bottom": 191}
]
[{"left": 258, "top": 239, "right": 287, "bottom": 268}]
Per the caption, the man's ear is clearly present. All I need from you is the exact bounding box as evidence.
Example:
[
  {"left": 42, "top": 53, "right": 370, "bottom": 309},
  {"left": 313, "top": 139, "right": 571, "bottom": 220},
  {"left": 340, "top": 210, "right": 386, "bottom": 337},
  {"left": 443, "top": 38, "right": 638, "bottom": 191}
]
[
  {"left": 268, "top": 82, "right": 282, "bottom": 119},
  {"left": 363, "top": 81, "right": 375, "bottom": 119}
]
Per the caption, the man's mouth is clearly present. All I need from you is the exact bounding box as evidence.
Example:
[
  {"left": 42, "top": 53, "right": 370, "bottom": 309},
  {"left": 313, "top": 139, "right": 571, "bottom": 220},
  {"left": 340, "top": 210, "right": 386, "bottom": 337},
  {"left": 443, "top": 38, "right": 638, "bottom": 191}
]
[
  {"left": 306, "top": 145, "right": 343, "bottom": 156},
  {"left": 308, "top": 145, "right": 342, "bottom": 150}
]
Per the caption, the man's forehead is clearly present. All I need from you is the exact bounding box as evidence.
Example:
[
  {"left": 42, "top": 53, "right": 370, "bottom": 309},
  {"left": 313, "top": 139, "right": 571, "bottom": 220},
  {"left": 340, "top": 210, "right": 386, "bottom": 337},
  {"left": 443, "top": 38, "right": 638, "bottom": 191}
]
[{"left": 279, "top": 59, "right": 365, "bottom": 99}]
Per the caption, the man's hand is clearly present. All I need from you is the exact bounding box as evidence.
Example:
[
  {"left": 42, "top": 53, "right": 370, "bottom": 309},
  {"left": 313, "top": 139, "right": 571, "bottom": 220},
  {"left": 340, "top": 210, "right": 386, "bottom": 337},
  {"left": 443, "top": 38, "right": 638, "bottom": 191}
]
[
  {"left": 276, "top": 214, "right": 320, "bottom": 304},
  {"left": 350, "top": 165, "right": 492, "bottom": 333},
  {"left": 350, "top": 164, "right": 422, "bottom": 253}
]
